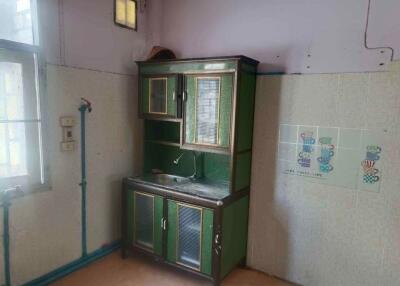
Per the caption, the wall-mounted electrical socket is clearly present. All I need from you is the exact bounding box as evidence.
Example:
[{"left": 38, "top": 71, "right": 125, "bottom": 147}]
[
  {"left": 60, "top": 116, "right": 76, "bottom": 127},
  {"left": 63, "top": 127, "right": 74, "bottom": 142},
  {"left": 60, "top": 116, "right": 76, "bottom": 152},
  {"left": 61, "top": 141, "right": 75, "bottom": 151}
]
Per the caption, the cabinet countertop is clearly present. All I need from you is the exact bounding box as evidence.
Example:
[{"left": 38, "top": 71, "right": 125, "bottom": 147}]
[{"left": 127, "top": 175, "right": 230, "bottom": 201}]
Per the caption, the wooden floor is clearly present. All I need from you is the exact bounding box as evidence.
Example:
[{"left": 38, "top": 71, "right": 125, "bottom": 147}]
[{"left": 51, "top": 252, "right": 293, "bottom": 286}]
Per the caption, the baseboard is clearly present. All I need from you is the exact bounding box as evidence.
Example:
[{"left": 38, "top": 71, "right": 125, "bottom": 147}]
[{"left": 23, "top": 241, "right": 121, "bottom": 286}]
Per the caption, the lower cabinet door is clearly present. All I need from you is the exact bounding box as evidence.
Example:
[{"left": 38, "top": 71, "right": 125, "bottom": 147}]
[
  {"left": 132, "top": 191, "right": 164, "bottom": 255},
  {"left": 167, "top": 200, "right": 214, "bottom": 275}
]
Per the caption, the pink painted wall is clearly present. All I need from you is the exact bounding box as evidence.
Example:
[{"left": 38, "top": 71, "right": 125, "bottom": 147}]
[
  {"left": 156, "top": 0, "right": 400, "bottom": 73},
  {"left": 39, "top": 0, "right": 159, "bottom": 74}
]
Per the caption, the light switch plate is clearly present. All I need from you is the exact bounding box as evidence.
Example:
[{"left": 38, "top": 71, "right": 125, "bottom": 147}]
[
  {"left": 60, "top": 116, "right": 76, "bottom": 127},
  {"left": 61, "top": 141, "right": 75, "bottom": 151}
]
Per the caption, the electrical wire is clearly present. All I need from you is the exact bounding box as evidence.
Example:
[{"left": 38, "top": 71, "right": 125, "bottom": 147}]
[{"left": 364, "top": 0, "right": 394, "bottom": 61}]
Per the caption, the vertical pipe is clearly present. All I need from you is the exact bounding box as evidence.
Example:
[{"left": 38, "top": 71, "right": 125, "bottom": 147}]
[
  {"left": 79, "top": 106, "right": 87, "bottom": 257},
  {"left": 3, "top": 201, "right": 11, "bottom": 286}
]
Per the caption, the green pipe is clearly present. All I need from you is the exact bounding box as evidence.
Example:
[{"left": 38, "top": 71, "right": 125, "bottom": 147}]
[
  {"left": 2, "top": 199, "right": 11, "bottom": 286},
  {"left": 78, "top": 99, "right": 91, "bottom": 257}
]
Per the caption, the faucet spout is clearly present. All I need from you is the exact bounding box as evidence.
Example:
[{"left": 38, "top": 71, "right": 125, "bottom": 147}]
[{"left": 173, "top": 152, "right": 185, "bottom": 165}]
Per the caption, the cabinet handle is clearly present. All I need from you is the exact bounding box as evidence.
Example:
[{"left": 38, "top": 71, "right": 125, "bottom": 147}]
[
  {"left": 214, "top": 233, "right": 220, "bottom": 245},
  {"left": 172, "top": 91, "right": 176, "bottom": 101},
  {"left": 182, "top": 91, "right": 187, "bottom": 102},
  {"left": 161, "top": 218, "right": 167, "bottom": 230}
]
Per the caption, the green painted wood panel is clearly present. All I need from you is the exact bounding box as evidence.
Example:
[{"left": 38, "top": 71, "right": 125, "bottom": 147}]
[
  {"left": 184, "top": 73, "right": 233, "bottom": 149},
  {"left": 140, "top": 61, "right": 237, "bottom": 75},
  {"left": 220, "top": 196, "right": 249, "bottom": 279},
  {"left": 236, "top": 70, "right": 257, "bottom": 151},
  {"left": 141, "top": 75, "right": 177, "bottom": 117},
  {"left": 142, "top": 77, "right": 149, "bottom": 113},
  {"left": 201, "top": 208, "right": 214, "bottom": 275},
  {"left": 154, "top": 196, "right": 164, "bottom": 256},
  {"left": 166, "top": 76, "right": 177, "bottom": 116},
  {"left": 234, "top": 151, "right": 252, "bottom": 191},
  {"left": 185, "top": 76, "right": 196, "bottom": 144},
  {"left": 127, "top": 189, "right": 134, "bottom": 245},
  {"left": 219, "top": 74, "right": 233, "bottom": 148},
  {"left": 166, "top": 200, "right": 177, "bottom": 263}
]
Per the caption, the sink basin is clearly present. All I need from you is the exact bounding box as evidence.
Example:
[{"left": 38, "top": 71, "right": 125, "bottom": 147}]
[{"left": 140, "top": 174, "right": 190, "bottom": 186}]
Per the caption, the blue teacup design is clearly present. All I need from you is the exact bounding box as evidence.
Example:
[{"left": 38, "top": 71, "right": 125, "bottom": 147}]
[
  {"left": 298, "top": 158, "right": 311, "bottom": 168},
  {"left": 363, "top": 174, "right": 379, "bottom": 184},
  {"left": 298, "top": 152, "right": 311, "bottom": 159},
  {"left": 319, "top": 163, "right": 333, "bottom": 173},
  {"left": 366, "top": 152, "right": 380, "bottom": 161},
  {"left": 302, "top": 145, "right": 314, "bottom": 153},
  {"left": 302, "top": 137, "right": 315, "bottom": 145},
  {"left": 317, "top": 156, "right": 330, "bottom": 164},
  {"left": 321, "top": 148, "right": 334, "bottom": 159}
]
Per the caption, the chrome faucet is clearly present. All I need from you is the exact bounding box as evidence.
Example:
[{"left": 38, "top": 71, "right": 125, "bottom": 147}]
[
  {"left": 172, "top": 151, "right": 203, "bottom": 179},
  {"left": 173, "top": 152, "right": 185, "bottom": 165}
]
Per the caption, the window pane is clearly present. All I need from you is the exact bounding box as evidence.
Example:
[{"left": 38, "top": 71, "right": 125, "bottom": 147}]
[
  {"left": 196, "top": 78, "right": 220, "bottom": 145},
  {"left": 0, "top": 0, "right": 37, "bottom": 45},
  {"left": 126, "top": 0, "right": 136, "bottom": 29},
  {"left": 0, "top": 49, "right": 39, "bottom": 120},
  {"left": 115, "top": 0, "right": 126, "bottom": 24},
  {"left": 0, "top": 122, "right": 27, "bottom": 178}
]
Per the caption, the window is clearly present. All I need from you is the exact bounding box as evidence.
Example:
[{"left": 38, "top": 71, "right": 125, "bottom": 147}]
[
  {"left": 115, "top": 0, "right": 137, "bottom": 30},
  {"left": 0, "top": 0, "right": 47, "bottom": 193}
]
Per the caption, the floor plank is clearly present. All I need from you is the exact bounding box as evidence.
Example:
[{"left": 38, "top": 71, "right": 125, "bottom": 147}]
[{"left": 51, "top": 252, "right": 293, "bottom": 286}]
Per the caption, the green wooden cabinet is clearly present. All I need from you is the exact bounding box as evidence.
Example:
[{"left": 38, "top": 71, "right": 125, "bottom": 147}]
[
  {"left": 126, "top": 189, "right": 214, "bottom": 276},
  {"left": 131, "top": 191, "right": 164, "bottom": 255},
  {"left": 182, "top": 74, "right": 233, "bottom": 151},
  {"left": 125, "top": 56, "right": 259, "bottom": 285},
  {"left": 140, "top": 75, "right": 178, "bottom": 118}
]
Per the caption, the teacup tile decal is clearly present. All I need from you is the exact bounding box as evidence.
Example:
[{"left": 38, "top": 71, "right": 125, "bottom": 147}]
[
  {"left": 278, "top": 124, "right": 384, "bottom": 191},
  {"left": 360, "top": 145, "right": 382, "bottom": 187},
  {"left": 317, "top": 136, "right": 335, "bottom": 173},
  {"left": 297, "top": 129, "right": 316, "bottom": 168}
]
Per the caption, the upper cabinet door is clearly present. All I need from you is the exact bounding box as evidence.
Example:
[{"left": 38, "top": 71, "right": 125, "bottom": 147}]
[
  {"left": 141, "top": 75, "right": 179, "bottom": 119},
  {"left": 182, "top": 73, "right": 233, "bottom": 153}
]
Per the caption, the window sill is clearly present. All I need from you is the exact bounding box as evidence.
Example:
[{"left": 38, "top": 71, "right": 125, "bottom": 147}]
[{"left": 0, "top": 183, "right": 52, "bottom": 204}]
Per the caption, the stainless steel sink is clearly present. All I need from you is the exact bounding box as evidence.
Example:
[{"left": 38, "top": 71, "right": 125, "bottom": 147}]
[{"left": 140, "top": 174, "right": 190, "bottom": 186}]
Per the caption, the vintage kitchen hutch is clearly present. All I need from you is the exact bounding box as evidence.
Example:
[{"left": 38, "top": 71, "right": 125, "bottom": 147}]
[{"left": 122, "top": 56, "right": 258, "bottom": 285}]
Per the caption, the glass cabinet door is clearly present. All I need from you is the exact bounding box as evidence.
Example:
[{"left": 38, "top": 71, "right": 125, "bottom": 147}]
[
  {"left": 177, "top": 204, "right": 202, "bottom": 269},
  {"left": 183, "top": 73, "right": 233, "bottom": 151},
  {"left": 141, "top": 75, "right": 178, "bottom": 118},
  {"left": 133, "top": 191, "right": 163, "bottom": 255},
  {"left": 150, "top": 78, "right": 167, "bottom": 114},
  {"left": 166, "top": 200, "right": 214, "bottom": 275}
]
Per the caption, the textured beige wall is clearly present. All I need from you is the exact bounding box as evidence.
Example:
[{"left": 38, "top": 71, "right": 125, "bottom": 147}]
[
  {"left": 247, "top": 62, "right": 400, "bottom": 286},
  {"left": 0, "top": 65, "right": 141, "bottom": 285}
]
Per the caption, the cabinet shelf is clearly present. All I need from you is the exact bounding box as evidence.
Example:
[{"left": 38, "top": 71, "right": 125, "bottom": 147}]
[{"left": 146, "top": 140, "right": 180, "bottom": 147}]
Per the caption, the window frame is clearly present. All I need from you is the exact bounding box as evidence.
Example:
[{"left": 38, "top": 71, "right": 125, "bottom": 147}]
[
  {"left": 0, "top": 0, "right": 50, "bottom": 195},
  {"left": 114, "top": 0, "right": 138, "bottom": 31}
]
